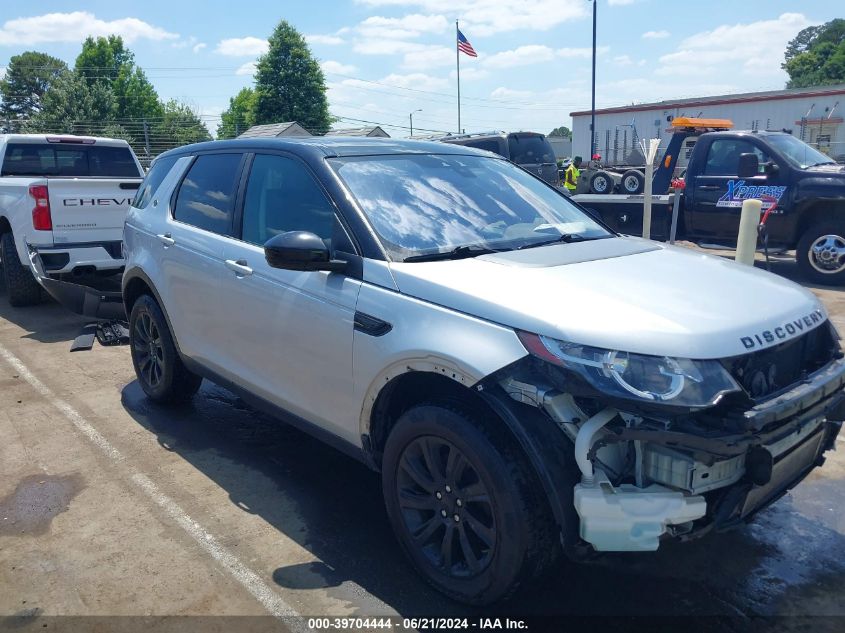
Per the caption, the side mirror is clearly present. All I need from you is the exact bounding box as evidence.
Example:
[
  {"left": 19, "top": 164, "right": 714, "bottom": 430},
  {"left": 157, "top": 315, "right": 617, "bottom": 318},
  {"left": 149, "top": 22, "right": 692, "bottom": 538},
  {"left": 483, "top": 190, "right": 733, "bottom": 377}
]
[
  {"left": 737, "top": 152, "right": 759, "bottom": 179},
  {"left": 763, "top": 161, "right": 780, "bottom": 177},
  {"left": 264, "top": 231, "right": 347, "bottom": 273}
]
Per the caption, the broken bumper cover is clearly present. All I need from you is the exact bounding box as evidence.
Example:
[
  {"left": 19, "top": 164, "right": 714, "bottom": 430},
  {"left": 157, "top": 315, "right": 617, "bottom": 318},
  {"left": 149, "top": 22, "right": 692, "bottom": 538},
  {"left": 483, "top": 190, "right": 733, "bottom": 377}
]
[
  {"left": 29, "top": 241, "right": 123, "bottom": 274},
  {"left": 28, "top": 247, "right": 126, "bottom": 320}
]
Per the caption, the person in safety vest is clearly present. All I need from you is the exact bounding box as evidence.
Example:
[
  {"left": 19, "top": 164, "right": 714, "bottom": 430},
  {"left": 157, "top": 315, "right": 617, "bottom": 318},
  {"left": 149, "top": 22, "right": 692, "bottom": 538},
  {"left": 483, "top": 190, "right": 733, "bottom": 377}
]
[{"left": 564, "top": 156, "right": 582, "bottom": 193}]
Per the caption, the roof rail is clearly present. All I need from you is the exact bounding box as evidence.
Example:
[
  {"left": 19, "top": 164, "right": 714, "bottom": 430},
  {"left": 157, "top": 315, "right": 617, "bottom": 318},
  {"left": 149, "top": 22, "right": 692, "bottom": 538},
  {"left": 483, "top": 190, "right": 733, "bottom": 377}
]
[{"left": 439, "top": 130, "right": 506, "bottom": 141}]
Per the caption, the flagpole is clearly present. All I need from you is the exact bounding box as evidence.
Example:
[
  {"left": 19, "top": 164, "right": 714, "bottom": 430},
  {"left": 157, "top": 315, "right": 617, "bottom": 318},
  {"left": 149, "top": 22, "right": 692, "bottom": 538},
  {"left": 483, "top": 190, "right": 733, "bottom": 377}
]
[{"left": 456, "top": 19, "right": 461, "bottom": 134}]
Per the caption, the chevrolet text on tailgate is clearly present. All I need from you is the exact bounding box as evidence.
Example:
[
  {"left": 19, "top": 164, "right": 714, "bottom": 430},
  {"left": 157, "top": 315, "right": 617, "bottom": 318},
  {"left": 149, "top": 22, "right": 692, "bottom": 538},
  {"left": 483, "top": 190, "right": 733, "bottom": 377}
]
[
  {"left": 0, "top": 134, "right": 143, "bottom": 306},
  {"left": 122, "top": 137, "right": 845, "bottom": 605}
]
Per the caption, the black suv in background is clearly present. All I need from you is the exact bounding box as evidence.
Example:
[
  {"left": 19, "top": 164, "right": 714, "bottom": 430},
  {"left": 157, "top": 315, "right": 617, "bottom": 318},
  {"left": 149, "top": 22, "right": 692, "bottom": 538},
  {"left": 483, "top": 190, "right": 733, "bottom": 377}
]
[{"left": 439, "top": 131, "right": 559, "bottom": 186}]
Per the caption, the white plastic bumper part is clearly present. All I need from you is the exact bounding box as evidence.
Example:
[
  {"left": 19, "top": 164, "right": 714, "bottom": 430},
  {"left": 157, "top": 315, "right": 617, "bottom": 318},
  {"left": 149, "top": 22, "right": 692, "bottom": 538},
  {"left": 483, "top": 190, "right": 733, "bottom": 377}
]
[{"left": 574, "top": 470, "right": 706, "bottom": 552}]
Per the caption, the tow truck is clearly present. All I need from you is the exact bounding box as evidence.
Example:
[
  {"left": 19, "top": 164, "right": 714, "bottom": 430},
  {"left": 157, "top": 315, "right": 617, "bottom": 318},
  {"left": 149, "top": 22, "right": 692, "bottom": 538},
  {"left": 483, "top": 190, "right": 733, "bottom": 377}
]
[{"left": 572, "top": 118, "right": 845, "bottom": 284}]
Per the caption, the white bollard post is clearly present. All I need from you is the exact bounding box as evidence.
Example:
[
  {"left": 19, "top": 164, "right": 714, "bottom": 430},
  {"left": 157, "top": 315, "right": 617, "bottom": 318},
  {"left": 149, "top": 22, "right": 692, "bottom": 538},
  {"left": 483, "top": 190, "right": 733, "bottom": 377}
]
[
  {"left": 640, "top": 138, "right": 661, "bottom": 239},
  {"left": 735, "top": 198, "right": 762, "bottom": 266}
]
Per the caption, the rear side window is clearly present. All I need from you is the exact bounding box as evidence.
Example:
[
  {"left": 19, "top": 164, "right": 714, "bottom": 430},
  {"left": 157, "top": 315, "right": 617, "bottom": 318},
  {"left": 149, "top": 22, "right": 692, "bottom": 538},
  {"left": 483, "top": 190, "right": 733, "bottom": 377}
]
[
  {"left": 173, "top": 153, "right": 243, "bottom": 235},
  {"left": 0, "top": 143, "right": 141, "bottom": 177},
  {"left": 133, "top": 156, "right": 178, "bottom": 209},
  {"left": 464, "top": 139, "right": 505, "bottom": 156},
  {"left": 507, "top": 135, "right": 555, "bottom": 165}
]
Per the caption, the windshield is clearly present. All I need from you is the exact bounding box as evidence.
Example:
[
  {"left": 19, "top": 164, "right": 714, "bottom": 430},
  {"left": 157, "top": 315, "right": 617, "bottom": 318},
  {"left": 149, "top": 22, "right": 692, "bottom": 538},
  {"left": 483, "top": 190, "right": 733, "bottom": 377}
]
[
  {"left": 766, "top": 134, "right": 834, "bottom": 169},
  {"left": 330, "top": 154, "right": 611, "bottom": 261},
  {"left": 507, "top": 134, "right": 555, "bottom": 164}
]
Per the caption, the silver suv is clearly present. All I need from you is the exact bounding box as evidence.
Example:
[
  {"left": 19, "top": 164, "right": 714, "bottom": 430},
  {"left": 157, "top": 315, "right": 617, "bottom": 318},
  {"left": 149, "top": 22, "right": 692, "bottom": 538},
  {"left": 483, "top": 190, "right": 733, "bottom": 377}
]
[{"left": 122, "top": 137, "right": 845, "bottom": 605}]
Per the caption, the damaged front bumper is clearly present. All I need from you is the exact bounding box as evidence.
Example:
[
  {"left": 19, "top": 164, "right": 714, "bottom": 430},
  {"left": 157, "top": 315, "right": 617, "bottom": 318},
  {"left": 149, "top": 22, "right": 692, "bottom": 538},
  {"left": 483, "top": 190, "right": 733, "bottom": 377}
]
[
  {"left": 27, "top": 246, "right": 126, "bottom": 320},
  {"left": 500, "top": 354, "right": 845, "bottom": 553}
]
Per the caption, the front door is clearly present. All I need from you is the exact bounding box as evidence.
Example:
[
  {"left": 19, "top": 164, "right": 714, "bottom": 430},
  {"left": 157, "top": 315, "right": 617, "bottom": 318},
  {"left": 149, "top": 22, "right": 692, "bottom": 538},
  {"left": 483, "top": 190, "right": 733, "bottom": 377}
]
[
  {"left": 687, "top": 138, "right": 787, "bottom": 244},
  {"left": 218, "top": 153, "right": 362, "bottom": 443}
]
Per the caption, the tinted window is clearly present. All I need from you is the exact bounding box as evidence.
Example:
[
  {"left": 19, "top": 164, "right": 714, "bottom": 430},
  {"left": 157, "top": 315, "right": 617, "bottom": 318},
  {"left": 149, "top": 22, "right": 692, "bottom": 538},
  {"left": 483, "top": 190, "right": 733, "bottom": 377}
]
[
  {"left": 133, "top": 156, "right": 178, "bottom": 209},
  {"left": 507, "top": 135, "right": 555, "bottom": 164},
  {"left": 331, "top": 154, "right": 609, "bottom": 259},
  {"left": 0, "top": 143, "right": 141, "bottom": 177},
  {"left": 464, "top": 139, "right": 505, "bottom": 156},
  {"left": 241, "top": 154, "right": 335, "bottom": 246},
  {"left": 704, "top": 140, "right": 768, "bottom": 176},
  {"left": 173, "top": 154, "right": 242, "bottom": 235}
]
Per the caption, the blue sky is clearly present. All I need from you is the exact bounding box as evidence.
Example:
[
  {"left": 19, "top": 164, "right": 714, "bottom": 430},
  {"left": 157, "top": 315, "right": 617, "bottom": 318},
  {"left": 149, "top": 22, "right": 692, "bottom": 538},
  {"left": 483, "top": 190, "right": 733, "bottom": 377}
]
[{"left": 0, "top": 1, "right": 841, "bottom": 137}]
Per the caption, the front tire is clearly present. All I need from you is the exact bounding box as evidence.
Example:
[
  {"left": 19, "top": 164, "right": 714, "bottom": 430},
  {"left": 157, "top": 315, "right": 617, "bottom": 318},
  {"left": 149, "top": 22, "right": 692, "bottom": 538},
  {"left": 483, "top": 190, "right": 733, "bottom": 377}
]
[
  {"left": 382, "top": 403, "right": 558, "bottom": 605},
  {"left": 1, "top": 232, "right": 42, "bottom": 306},
  {"left": 129, "top": 294, "right": 202, "bottom": 403},
  {"left": 589, "top": 170, "right": 613, "bottom": 194},
  {"left": 796, "top": 222, "right": 845, "bottom": 285}
]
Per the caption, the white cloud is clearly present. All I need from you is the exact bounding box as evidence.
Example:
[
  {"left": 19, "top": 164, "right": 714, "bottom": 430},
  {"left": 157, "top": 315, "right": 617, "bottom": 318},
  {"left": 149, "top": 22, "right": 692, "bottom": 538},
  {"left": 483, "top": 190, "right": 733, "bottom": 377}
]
[
  {"left": 306, "top": 34, "right": 345, "bottom": 45},
  {"left": 402, "top": 45, "right": 454, "bottom": 70},
  {"left": 613, "top": 54, "right": 633, "bottom": 66},
  {"left": 0, "top": 11, "right": 178, "bottom": 45},
  {"left": 353, "top": 38, "right": 424, "bottom": 55},
  {"left": 642, "top": 30, "right": 670, "bottom": 39},
  {"left": 656, "top": 13, "right": 812, "bottom": 78},
  {"left": 449, "top": 67, "right": 490, "bottom": 81},
  {"left": 484, "top": 45, "right": 556, "bottom": 69},
  {"left": 358, "top": 14, "right": 449, "bottom": 39},
  {"left": 380, "top": 72, "right": 449, "bottom": 91},
  {"left": 353, "top": 1, "right": 587, "bottom": 36},
  {"left": 0, "top": 67, "right": 6, "bottom": 80},
  {"left": 235, "top": 61, "right": 257, "bottom": 76},
  {"left": 193, "top": 42, "right": 206, "bottom": 53},
  {"left": 321, "top": 60, "right": 358, "bottom": 75},
  {"left": 490, "top": 86, "right": 533, "bottom": 101},
  {"left": 215, "top": 36, "right": 268, "bottom": 56}
]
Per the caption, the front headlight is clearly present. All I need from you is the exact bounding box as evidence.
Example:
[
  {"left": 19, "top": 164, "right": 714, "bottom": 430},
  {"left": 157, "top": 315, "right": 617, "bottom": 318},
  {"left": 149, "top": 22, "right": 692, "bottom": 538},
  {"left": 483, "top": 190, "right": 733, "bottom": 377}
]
[{"left": 518, "top": 332, "right": 740, "bottom": 408}]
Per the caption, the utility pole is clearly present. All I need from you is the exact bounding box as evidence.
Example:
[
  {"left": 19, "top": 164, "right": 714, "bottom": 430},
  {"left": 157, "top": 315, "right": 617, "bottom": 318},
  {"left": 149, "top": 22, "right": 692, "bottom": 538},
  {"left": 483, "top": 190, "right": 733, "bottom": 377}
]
[
  {"left": 456, "top": 20, "right": 461, "bottom": 134},
  {"left": 590, "top": 0, "right": 597, "bottom": 158},
  {"left": 143, "top": 119, "right": 151, "bottom": 157}
]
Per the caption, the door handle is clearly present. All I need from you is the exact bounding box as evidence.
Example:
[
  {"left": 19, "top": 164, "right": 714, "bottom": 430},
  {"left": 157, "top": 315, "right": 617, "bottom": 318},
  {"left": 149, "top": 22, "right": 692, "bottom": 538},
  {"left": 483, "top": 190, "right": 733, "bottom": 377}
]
[
  {"left": 698, "top": 185, "right": 721, "bottom": 191},
  {"left": 157, "top": 233, "right": 175, "bottom": 247},
  {"left": 225, "top": 259, "right": 253, "bottom": 277}
]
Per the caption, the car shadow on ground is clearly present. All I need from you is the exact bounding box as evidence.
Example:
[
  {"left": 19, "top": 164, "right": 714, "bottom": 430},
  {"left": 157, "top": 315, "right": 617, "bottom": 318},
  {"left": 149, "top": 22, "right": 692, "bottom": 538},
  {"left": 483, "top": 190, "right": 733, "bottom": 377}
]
[
  {"left": 119, "top": 379, "right": 845, "bottom": 626},
  {"left": 0, "top": 285, "right": 89, "bottom": 344}
]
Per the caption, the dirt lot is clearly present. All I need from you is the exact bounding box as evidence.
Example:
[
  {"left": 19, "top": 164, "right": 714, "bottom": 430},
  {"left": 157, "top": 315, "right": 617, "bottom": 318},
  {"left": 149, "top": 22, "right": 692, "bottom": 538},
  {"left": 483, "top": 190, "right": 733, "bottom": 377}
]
[{"left": 1, "top": 251, "right": 845, "bottom": 632}]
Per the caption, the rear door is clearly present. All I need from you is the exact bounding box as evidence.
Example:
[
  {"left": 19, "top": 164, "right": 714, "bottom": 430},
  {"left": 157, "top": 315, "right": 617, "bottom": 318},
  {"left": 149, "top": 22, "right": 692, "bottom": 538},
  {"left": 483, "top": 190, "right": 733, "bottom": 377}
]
[
  {"left": 507, "top": 133, "right": 559, "bottom": 184},
  {"left": 159, "top": 152, "right": 246, "bottom": 370}
]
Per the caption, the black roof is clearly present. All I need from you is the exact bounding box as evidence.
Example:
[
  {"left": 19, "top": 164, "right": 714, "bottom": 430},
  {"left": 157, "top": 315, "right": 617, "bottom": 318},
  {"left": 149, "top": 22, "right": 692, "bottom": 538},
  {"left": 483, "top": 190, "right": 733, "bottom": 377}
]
[{"left": 157, "top": 136, "right": 490, "bottom": 161}]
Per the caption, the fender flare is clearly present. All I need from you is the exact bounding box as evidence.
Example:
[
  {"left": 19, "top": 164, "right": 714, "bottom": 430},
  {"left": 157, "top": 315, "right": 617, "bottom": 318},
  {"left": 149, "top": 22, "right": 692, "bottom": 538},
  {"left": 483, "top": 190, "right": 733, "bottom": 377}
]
[{"left": 122, "top": 266, "right": 185, "bottom": 356}]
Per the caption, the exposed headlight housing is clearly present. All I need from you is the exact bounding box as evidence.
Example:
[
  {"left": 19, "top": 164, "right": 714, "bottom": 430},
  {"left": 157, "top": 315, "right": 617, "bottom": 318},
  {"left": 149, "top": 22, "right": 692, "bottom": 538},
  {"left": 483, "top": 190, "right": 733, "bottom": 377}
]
[{"left": 518, "top": 332, "right": 740, "bottom": 408}]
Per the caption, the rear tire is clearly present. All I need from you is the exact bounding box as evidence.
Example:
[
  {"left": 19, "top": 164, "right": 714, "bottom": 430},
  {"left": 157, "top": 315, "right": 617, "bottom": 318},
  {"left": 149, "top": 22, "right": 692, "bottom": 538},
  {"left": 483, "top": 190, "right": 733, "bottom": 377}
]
[
  {"left": 621, "top": 169, "right": 645, "bottom": 194},
  {"left": 589, "top": 170, "right": 613, "bottom": 195},
  {"left": 382, "top": 402, "right": 559, "bottom": 605},
  {"left": 129, "top": 294, "right": 202, "bottom": 403},
  {"left": 796, "top": 222, "right": 845, "bottom": 285},
  {"left": 1, "top": 232, "right": 42, "bottom": 307}
]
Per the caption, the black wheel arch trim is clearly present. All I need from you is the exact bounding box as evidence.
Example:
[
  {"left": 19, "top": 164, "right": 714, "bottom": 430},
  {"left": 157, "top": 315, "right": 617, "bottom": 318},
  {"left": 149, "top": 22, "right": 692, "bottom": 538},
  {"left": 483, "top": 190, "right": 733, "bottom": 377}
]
[{"left": 471, "top": 380, "right": 582, "bottom": 557}]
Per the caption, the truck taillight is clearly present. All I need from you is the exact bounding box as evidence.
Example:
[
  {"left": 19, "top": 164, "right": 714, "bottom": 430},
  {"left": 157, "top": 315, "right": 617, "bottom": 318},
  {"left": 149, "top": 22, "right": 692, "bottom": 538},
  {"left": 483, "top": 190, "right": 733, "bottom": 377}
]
[{"left": 30, "top": 184, "right": 52, "bottom": 230}]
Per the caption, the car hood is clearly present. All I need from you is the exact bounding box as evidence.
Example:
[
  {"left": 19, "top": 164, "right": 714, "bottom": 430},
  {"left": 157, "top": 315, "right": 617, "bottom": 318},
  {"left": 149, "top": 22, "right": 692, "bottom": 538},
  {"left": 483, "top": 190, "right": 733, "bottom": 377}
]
[{"left": 388, "top": 237, "right": 826, "bottom": 359}]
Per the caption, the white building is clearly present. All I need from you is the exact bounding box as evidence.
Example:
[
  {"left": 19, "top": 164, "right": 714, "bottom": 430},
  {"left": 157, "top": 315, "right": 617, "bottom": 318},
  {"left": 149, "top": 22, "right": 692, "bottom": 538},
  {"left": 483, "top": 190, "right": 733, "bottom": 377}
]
[{"left": 570, "top": 84, "right": 845, "bottom": 165}]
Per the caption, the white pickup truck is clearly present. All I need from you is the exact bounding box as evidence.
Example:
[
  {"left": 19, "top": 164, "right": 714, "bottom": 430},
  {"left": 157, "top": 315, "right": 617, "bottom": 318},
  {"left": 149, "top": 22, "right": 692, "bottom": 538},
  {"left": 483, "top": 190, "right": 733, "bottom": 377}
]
[{"left": 0, "top": 134, "right": 144, "bottom": 306}]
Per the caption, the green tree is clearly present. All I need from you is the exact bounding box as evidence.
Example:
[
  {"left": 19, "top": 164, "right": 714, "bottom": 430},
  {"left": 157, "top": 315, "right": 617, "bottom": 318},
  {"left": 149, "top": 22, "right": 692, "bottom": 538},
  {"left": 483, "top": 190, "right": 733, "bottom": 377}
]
[
  {"left": 0, "top": 51, "right": 68, "bottom": 126},
  {"left": 253, "top": 20, "right": 331, "bottom": 133},
  {"left": 113, "top": 65, "right": 163, "bottom": 121},
  {"left": 548, "top": 126, "right": 572, "bottom": 139},
  {"left": 783, "top": 19, "right": 845, "bottom": 88},
  {"left": 24, "top": 70, "right": 115, "bottom": 135},
  {"left": 149, "top": 100, "right": 211, "bottom": 154},
  {"left": 218, "top": 87, "right": 257, "bottom": 138},
  {"left": 75, "top": 35, "right": 133, "bottom": 87}
]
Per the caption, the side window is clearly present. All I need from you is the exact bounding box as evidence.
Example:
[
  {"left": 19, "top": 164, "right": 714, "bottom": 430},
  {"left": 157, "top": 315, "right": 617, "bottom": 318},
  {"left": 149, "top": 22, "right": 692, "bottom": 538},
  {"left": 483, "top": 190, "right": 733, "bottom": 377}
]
[
  {"left": 133, "top": 156, "right": 178, "bottom": 209},
  {"left": 465, "top": 139, "right": 505, "bottom": 156},
  {"left": 704, "top": 140, "right": 768, "bottom": 176},
  {"left": 241, "top": 154, "right": 336, "bottom": 246},
  {"left": 173, "top": 154, "right": 242, "bottom": 235}
]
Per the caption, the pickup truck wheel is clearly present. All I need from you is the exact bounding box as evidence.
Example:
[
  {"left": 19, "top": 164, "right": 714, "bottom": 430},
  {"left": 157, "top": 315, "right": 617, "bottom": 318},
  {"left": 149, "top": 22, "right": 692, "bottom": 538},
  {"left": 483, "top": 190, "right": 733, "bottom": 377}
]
[
  {"left": 0, "top": 232, "right": 42, "bottom": 307},
  {"left": 589, "top": 171, "right": 613, "bottom": 194},
  {"left": 129, "top": 294, "right": 202, "bottom": 403},
  {"left": 382, "top": 403, "right": 558, "bottom": 605},
  {"left": 621, "top": 169, "right": 645, "bottom": 194},
  {"left": 797, "top": 223, "right": 845, "bottom": 284}
]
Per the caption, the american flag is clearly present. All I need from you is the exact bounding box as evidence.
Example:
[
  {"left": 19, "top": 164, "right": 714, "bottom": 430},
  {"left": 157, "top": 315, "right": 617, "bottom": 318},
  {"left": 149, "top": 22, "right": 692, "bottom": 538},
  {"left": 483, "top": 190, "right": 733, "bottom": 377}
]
[{"left": 457, "top": 29, "right": 477, "bottom": 57}]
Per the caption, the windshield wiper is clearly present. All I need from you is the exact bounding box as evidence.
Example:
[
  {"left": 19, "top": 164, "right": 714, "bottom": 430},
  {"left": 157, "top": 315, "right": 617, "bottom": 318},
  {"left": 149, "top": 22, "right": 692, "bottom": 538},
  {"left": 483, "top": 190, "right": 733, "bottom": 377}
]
[
  {"left": 517, "top": 233, "right": 597, "bottom": 250},
  {"left": 805, "top": 160, "right": 836, "bottom": 168},
  {"left": 403, "top": 244, "right": 501, "bottom": 262}
]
